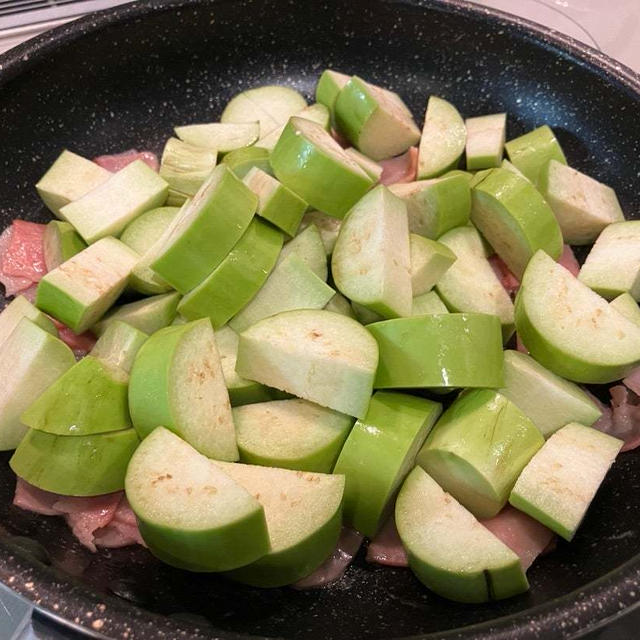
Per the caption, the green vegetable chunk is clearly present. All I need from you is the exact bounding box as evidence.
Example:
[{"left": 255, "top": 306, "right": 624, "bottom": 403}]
[
  {"left": 334, "top": 391, "right": 441, "bottom": 537},
  {"left": 396, "top": 466, "right": 528, "bottom": 603},
  {"left": 471, "top": 167, "right": 563, "bottom": 279},
  {"left": 220, "top": 461, "right": 344, "bottom": 587},
  {"left": 416, "top": 389, "right": 544, "bottom": 518},
  {"left": 59, "top": 160, "right": 169, "bottom": 244},
  {"left": 332, "top": 185, "right": 412, "bottom": 318},
  {"left": 0, "top": 319, "right": 75, "bottom": 450},
  {"left": 499, "top": 350, "right": 602, "bottom": 437},
  {"left": 578, "top": 221, "right": 640, "bottom": 300},
  {"left": 148, "top": 165, "right": 257, "bottom": 294},
  {"left": 35, "top": 150, "right": 110, "bottom": 216},
  {"left": 510, "top": 423, "right": 623, "bottom": 541},
  {"left": 236, "top": 309, "right": 378, "bottom": 419},
  {"left": 93, "top": 292, "right": 180, "bottom": 336},
  {"left": 271, "top": 117, "right": 374, "bottom": 219},
  {"left": 504, "top": 125, "right": 567, "bottom": 185},
  {"left": 178, "top": 219, "right": 283, "bottom": 328},
  {"left": 128, "top": 319, "right": 237, "bottom": 461},
  {"left": 21, "top": 356, "right": 131, "bottom": 436},
  {"left": 234, "top": 398, "right": 353, "bottom": 472},
  {"left": 36, "top": 237, "right": 139, "bottom": 333},
  {"left": 368, "top": 313, "right": 504, "bottom": 389},
  {"left": 125, "top": 427, "right": 269, "bottom": 571},
  {"left": 515, "top": 250, "right": 640, "bottom": 383},
  {"left": 43, "top": 221, "right": 87, "bottom": 271},
  {"left": 11, "top": 428, "right": 139, "bottom": 496}
]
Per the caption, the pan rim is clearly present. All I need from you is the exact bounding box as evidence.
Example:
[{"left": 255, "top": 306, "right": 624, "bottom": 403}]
[{"left": 1, "top": 0, "right": 639, "bottom": 638}]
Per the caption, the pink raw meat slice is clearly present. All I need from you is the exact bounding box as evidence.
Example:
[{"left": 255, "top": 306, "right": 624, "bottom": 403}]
[
  {"left": 558, "top": 244, "right": 580, "bottom": 277},
  {"left": 12, "top": 480, "right": 144, "bottom": 551},
  {"left": 480, "top": 505, "right": 555, "bottom": 571},
  {"left": 54, "top": 493, "right": 122, "bottom": 552},
  {"left": 13, "top": 477, "right": 61, "bottom": 516},
  {"left": 93, "top": 149, "right": 159, "bottom": 172},
  {"left": 292, "top": 527, "right": 364, "bottom": 589},
  {"left": 94, "top": 496, "right": 145, "bottom": 548},
  {"left": 595, "top": 385, "right": 640, "bottom": 452},
  {"left": 50, "top": 318, "right": 96, "bottom": 356},
  {"left": 623, "top": 366, "right": 640, "bottom": 397},
  {"left": 18, "top": 284, "right": 38, "bottom": 303},
  {"left": 489, "top": 254, "right": 520, "bottom": 296},
  {"left": 380, "top": 147, "right": 418, "bottom": 185},
  {"left": 0, "top": 226, "right": 36, "bottom": 296},
  {"left": 2, "top": 220, "right": 46, "bottom": 282},
  {"left": 331, "top": 129, "right": 350, "bottom": 149},
  {"left": 515, "top": 334, "right": 529, "bottom": 354},
  {"left": 365, "top": 516, "right": 408, "bottom": 567}
]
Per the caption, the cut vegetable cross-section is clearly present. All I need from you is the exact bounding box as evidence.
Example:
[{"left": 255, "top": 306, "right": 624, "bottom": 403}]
[
  {"left": 417, "top": 96, "right": 466, "bottom": 179},
  {"left": 509, "top": 423, "right": 623, "bottom": 541},
  {"left": 236, "top": 309, "right": 378, "bottom": 419},
  {"left": 515, "top": 250, "right": 640, "bottom": 383},
  {"left": 59, "top": 160, "right": 169, "bottom": 244},
  {"left": 436, "top": 226, "right": 514, "bottom": 342},
  {"left": 125, "top": 427, "right": 269, "bottom": 571},
  {"left": 332, "top": 185, "right": 412, "bottom": 318},
  {"left": 234, "top": 398, "right": 354, "bottom": 473},
  {"left": 0, "top": 318, "right": 75, "bottom": 450},
  {"left": 128, "top": 318, "right": 237, "bottom": 461},
  {"left": 220, "top": 85, "right": 307, "bottom": 138},
  {"left": 396, "top": 466, "right": 528, "bottom": 603},
  {"left": 35, "top": 237, "right": 139, "bottom": 333},
  {"left": 219, "top": 461, "right": 344, "bottom": 587}
]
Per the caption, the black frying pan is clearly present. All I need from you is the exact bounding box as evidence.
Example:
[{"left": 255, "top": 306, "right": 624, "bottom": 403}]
[{"left": 1, "top": 1, "right": 639, "bottom": 638}]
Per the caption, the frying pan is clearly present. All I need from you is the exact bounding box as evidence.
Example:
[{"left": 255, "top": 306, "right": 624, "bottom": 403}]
[{"left": 1, "top": 0, "right": 639, "bottom": 638}]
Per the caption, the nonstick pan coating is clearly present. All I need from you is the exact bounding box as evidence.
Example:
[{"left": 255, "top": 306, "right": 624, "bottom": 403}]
[{"left": 0, "top": 1, "right": 639, "bottom": 638}]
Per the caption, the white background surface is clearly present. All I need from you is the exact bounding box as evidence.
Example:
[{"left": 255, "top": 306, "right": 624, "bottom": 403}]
[{"left": 470, "top": 0, "right": 640, "bottom": 72}]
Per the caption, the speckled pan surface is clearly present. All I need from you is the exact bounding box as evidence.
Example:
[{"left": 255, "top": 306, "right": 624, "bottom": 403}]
[{"left": 0, "top": 0, "right": 640, "bottom": 638}]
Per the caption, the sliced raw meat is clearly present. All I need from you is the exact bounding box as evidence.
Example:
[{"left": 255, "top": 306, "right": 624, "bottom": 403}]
[
  {"left": 292, "top": 527, "right": 364, "bottom": 589},
  {"left": 94, "top": 496, "right": 145, "bottom": 548},
  {"left": 489, "top": 255, "right": 520, "bottom": 296},
  {"left": 365, "top": 517, "right": 408, "bottom": 567},
  {"left": 585, "top": 387, "right": 614, "bottom": 433},
  {"left": 594, "top": 385, "right": 640, "bottom": 452},
  {"left": 623, "top": 367, "right": 640, "bottom": 397},
  {"left": 54, "top": 493, "right": 122, "bottom": 552},
  {"left": 480, "top": 505, "right": 555, "bottom": 571},
  {"left": 515, "top": 334, "right": 529, "bottom": 354},
  {"left": 558, "top": 244, "right": 580, "bottom": 277},
  {"left": 331, "top": 129, "right": 350, "bottom": 149},
  {"left": 19, "top": 284, "right": 38, "bottom": 303},
  {"left": 50, "top": 318, "right": 96, "bottom": 357},
  {"left": 0, "top": 225, "right": 40, "bottom": 297},
  {"left": 13, "top": 477, "right": 61, "bottom": 516},
  {"left": 93, "top": 149, "right": 159, "bottom": 172},
  {"left": 2, "top": 220, "right": 46, "bottom": 281},
  {"left": 380, "top": 147, "right": 418, "bottom": 185},
  {"left": 12, "top": 479, "right": 142, "bottom": 551}
]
